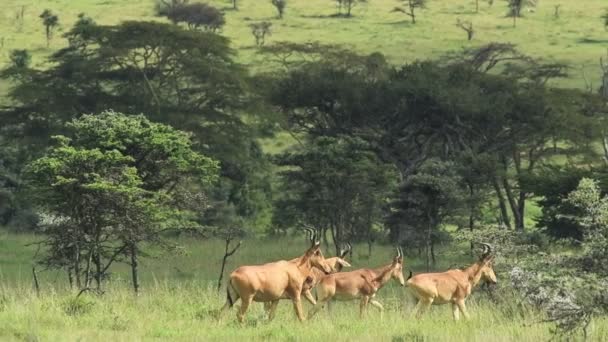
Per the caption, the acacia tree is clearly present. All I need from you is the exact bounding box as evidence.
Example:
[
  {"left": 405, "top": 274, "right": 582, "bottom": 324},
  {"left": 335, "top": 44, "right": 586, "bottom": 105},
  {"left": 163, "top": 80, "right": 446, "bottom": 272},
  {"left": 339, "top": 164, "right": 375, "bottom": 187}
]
[
  {"left": 274, "top": 136, "right": 396, "bottom": 255},
  {"left": 164, "top": 3, "right": 225, "bottom": 31},
  {"left": 26, "top": 112, "right": 219, "bottom": 293},
  {"left": 0, "top": 20, "right": 273, "bottom": 233},
  {"left": 250, "top": 22, "right": 272, "bottom": 46},
  {"left": 39, "top": 9, "right": 59, "bottom": 47},
  {"left": 335, "top": 0, "right": 366, "bottom": 17},
  {"left": 505, "top": 0, "right": 537, "bottom": 27},
  {"left": 393, "top": 0, "right": 427, "bottom": 24},
  {"left": 386, "top": 159, "right": 465, "bottom": 269},
  {"left": 271, "top": 0, "right": 287, "bottom": 19}
]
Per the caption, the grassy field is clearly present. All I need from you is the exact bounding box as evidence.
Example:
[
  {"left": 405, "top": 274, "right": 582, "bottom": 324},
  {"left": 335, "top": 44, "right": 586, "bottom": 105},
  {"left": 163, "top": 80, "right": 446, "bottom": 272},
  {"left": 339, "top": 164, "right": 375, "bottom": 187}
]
[
  {"left": 0, "top": 232, "right": 606, "bottom": 341},
  {"left": 0, "top": 0, "right": 606, "bottom": 89}
]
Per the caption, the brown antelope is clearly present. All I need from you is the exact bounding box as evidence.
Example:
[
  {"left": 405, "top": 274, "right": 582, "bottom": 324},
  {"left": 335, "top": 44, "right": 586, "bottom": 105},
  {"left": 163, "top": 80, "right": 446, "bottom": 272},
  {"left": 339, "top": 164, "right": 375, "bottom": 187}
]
[
  {"left": 406, "top": 243, "right": 496, "bottom": 320},
  {"left": 308, "top": 247, "right": 406, "bottom": 318},
  {"left": 262, "top": 243, "right": 352, "bottom": 317},
  {"left": 219, "top": 228, "right": 332, "bottom": 322}
]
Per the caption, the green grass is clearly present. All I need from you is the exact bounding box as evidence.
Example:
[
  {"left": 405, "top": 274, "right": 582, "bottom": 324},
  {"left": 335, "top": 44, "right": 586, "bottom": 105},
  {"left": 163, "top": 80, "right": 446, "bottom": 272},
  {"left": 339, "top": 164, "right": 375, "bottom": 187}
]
[
  {"left": 0, "top": 0, "right": 605, "bottom": 89},
  {"left": 0, "top": 232, "right": 605, "bottom": 340}
]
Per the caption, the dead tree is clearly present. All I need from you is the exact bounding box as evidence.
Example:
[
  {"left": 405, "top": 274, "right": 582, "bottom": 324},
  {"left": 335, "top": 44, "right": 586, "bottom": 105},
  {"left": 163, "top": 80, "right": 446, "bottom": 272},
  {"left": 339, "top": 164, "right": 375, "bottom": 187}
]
[
  {"left": 456, "top": 19, "right": 474, "bottom": 40},
  {"left": 554, "top": 5, "right": 561, "bottom": 19},
  {"left": 392, "top": 0, "right": 427, "bottom": 24},
  {"left": 217, "top": 239, "right": 242, "bottom": 292}
]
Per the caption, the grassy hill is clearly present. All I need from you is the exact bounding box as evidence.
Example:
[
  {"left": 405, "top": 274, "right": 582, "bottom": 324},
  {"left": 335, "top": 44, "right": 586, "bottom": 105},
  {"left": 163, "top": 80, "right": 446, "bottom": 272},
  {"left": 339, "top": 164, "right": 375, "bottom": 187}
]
[{"left": 0, "top": 0, "right": 606, "bottom": 89}]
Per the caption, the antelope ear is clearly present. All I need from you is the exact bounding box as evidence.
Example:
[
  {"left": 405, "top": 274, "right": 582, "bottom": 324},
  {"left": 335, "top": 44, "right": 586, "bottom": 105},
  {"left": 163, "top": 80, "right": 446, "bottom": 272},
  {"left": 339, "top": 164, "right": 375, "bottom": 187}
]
[{"left": 337, "top": 259, "right": 351, "bottom": 268}]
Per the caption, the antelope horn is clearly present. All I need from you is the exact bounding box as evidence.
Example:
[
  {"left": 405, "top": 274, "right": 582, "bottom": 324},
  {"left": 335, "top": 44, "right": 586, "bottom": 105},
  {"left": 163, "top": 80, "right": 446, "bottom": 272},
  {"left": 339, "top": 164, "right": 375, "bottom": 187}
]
[
  {"left": 303, "top": 226, "right": 314, "bottom": 242},
  {"left": 399, "top": 246, "right": 404, "bottom": 258},
  {"left": 480, "top": 242, "right": 493, "bottom": 258},
  {"left": 396, "top": 246, "right": 402, "bottom": 258}
]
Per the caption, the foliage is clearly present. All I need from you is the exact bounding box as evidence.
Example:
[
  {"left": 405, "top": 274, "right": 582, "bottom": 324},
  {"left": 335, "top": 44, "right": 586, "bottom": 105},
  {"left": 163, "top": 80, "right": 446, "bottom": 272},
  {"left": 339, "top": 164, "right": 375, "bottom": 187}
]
[
  {"left": 504, "top": 0, "right": 537, "bottom": 27},
  {"left": 274, "top": 135, "right": 396, "bottom": 254},
  {"left": 335, "top": 0, "right": 367, "bottom": 17},
  {"left": 271, "top": 0, "right": 287, "bottom": 19},
  {"left": 8, "top": 50, "right": 30, "bottom": 68},
  {"left": 250, "top": 22, "right": 272, "bottom": 46},
  {"left": 393, "top": 0, "right": 427, "bottom": 24},
  {"left": 522, "top": 166, "right": 608, "bottom": 240},
  {"left": 0, "top": 19, "right": 272, "bottom": 231},
  {"left": 387, "top": 159, "right": 465, "bottom": 267},
  {"left": 39, "top": 9, "right": 59, "bottom": 46},
  {"left": 164, "top": 3, "right": 225, "bottom": 32},
  {"left": 25, "top": 111, "right": 219, "bottom": 292}
]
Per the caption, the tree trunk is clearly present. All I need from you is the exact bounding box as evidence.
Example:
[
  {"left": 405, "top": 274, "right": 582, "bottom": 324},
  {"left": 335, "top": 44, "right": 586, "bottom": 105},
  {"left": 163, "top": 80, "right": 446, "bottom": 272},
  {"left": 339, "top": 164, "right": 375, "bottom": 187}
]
[
  {"left": 74, "top": 246, "right": 81, "bottom": 289},
  {"left": 217, "top": 239, "right": 241, "bottom": 292},
  {"left": 68, "top": 267, "right": 74, "bottom": 290},
  {"left": 218, "top": 239, "right": 230, "bottom": 292},
  {"left": 492, "top": 177, "right": 511, "bottom": 229},
  {"left": 32, "top": 267, "right": 40, "bottom": 296},
  {"left": 94, "top": 252, "right": 102, "bottom": 291},
  {"left": 130, "top": 243, "right": 139, "bottom": 294},
  {"left": 475, "top": 0, "right": 479, "bottom": 13},
  {"left": 502, "top": 177, "right": 524, "bottom": 231},
  {"left": 430, "top": 241, "right": 436, "bottom": 266}
]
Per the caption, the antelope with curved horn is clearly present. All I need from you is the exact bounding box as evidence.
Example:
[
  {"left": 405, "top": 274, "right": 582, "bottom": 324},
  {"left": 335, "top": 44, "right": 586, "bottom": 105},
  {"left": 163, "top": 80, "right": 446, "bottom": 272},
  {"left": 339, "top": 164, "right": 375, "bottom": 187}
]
[
  {"left": 219, "top": 227, "right": 333, "bottom": 322},
  {"left": 406, "top": 243, "right": 496, "bottom": 320},
  {"left": 308, "top": 247, "right": 406, "bottom": 318},
  {"left": 263, "top": 240, "right": 352, "bottom": 317}
]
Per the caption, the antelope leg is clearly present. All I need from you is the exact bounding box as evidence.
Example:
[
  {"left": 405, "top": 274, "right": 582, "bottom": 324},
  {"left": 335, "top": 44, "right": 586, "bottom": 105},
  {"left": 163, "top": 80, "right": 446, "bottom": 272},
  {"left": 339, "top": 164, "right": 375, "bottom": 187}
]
[
  {"left": 456, "top": 299, "right": 470, "bottom": 320},
  {"left": 267, "top": 300, "right": 280, "bottom": 321},
  {"left": 303, "top": 289, "right": 317, "bottom": 305},
  {"left": 237, "top": 295, "right": 253, "bottom": 323},
  {"left": 452, "top": 303, "right": 460, "bottom": 321}
]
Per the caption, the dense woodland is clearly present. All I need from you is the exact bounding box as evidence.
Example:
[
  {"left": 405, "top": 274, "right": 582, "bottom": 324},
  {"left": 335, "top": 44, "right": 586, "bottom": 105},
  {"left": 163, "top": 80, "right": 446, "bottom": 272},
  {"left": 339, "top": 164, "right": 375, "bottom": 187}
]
[{"left": 1, "top": 0, "right": 608, "bottom": 338}]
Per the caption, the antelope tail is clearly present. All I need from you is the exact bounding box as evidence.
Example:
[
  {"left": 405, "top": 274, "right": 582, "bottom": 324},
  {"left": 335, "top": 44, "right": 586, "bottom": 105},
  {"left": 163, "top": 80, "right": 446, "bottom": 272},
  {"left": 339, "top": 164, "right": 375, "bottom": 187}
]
[
  {"left": 407, "top": 270, "right": 413, "bottom": 281},
  {"left": 226, "top": 281, "right": 236, "bottom": 307}
]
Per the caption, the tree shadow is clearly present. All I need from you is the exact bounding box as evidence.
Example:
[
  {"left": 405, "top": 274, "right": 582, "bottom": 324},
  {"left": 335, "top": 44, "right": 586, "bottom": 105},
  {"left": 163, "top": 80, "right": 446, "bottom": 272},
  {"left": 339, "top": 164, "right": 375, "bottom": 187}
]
[
  {"left": 380, "top": 20, "right": 412, "bottom": 26},
  {"left": 300, "top": 13, "right": 354, "bottom": 19},
  {"left": 578, "top": 38, "right": 608, "bottom": 44}
]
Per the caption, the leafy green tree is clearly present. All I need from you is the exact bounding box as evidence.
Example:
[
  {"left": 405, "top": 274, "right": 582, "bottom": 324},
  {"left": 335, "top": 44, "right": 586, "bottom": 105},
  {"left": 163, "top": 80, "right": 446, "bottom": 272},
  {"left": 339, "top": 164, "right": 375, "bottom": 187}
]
[
  {"left": 271, "top": 0, "right": 287, "bottom": 19},
  {"left": 8, "top": 50, "right": 31, "bottom": 68},
  {"left": 274, "top": 136, "right": 396, "bottom": 255},
  {"left": 1, "top": 20, "right": 272, "bottom": 232},
  {"left": 164, "top": 3, "right": 225, "bottom": 31},
  {"left": 335, "top": 0, "right": 367, "bottom": 17},
  {"left": 250, "top": 22, "right": 272, "bottom": 46},
  {"left": 386, "top": 159, "right": 465, "bottom": 269},
  {"left": 522, "top": 166, "right": 608, "bottom": 240},
  {"left": 26, "top": 111, "right": 219, "bottom": 293},
  {"left": 39, "top": 9, "right": 59, "bottom": 47},
  {"left": 505, "top": 0, "right": 537, "bottom": 27}
]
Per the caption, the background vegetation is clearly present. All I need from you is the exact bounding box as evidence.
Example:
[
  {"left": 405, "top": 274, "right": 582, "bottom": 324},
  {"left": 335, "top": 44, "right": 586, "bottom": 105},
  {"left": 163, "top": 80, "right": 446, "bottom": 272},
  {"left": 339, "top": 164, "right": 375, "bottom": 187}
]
[{"left": 1, "top": 0, "right": 608, "bottom": 340}]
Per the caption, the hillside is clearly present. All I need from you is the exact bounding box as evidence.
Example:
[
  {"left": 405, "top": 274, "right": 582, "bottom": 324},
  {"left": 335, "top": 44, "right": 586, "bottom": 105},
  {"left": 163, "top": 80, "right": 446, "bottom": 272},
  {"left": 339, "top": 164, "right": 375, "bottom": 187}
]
[{"left": 0, "top": 0, "right": 605, "bottom": 89}]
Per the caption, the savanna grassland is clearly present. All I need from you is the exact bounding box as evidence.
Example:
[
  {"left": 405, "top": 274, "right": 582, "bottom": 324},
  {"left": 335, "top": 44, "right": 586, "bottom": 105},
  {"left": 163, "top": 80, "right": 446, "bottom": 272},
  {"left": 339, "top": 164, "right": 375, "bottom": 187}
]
[
  {"left": 2, "top": 0, "right": 608, "bottom": 341},
  {"left": 0, "top": 233, "right": 601, "bottom": 341},
  {"left": 0, "top": 0, "right": 606, "bottom": 88}
]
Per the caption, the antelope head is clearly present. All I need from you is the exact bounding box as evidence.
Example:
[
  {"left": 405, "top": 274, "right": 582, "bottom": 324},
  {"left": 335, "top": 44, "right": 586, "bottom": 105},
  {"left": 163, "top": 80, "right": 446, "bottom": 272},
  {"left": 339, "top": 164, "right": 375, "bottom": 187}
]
[
  {"left": 331, "top": 243, "right": 352, "bottom": 272},
  {"left": 392, "top": 246, "right": 406, "bottom": 286},
  {"left": 478, "top": 243, "right": 497, "bottom": 285},
  {"left": 303, "top": 227, "right": 332, "bottom": 275}
]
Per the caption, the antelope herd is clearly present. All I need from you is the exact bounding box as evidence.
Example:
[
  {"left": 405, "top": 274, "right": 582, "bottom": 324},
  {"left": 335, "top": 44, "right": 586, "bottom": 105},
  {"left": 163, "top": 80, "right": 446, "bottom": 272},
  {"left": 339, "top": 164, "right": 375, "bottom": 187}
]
[{"left": 218, "top": 228, "right": 497, "bottom": 323}]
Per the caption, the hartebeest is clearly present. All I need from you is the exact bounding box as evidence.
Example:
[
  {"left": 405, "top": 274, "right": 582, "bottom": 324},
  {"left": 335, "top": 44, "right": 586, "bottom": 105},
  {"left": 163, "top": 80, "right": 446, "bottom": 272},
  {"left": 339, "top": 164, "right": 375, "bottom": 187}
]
[
  {"left": 308, "top": 247, "right": 406, "bottom": 318},
  {"left": 406, "top": 243, "right": 496, "bottom": 320},
  {"left": 219, "top": 228, "right": 332, "bottom": 322},
  {"left": 263, "top": 243, "right": 352, "bottom": 318}
]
